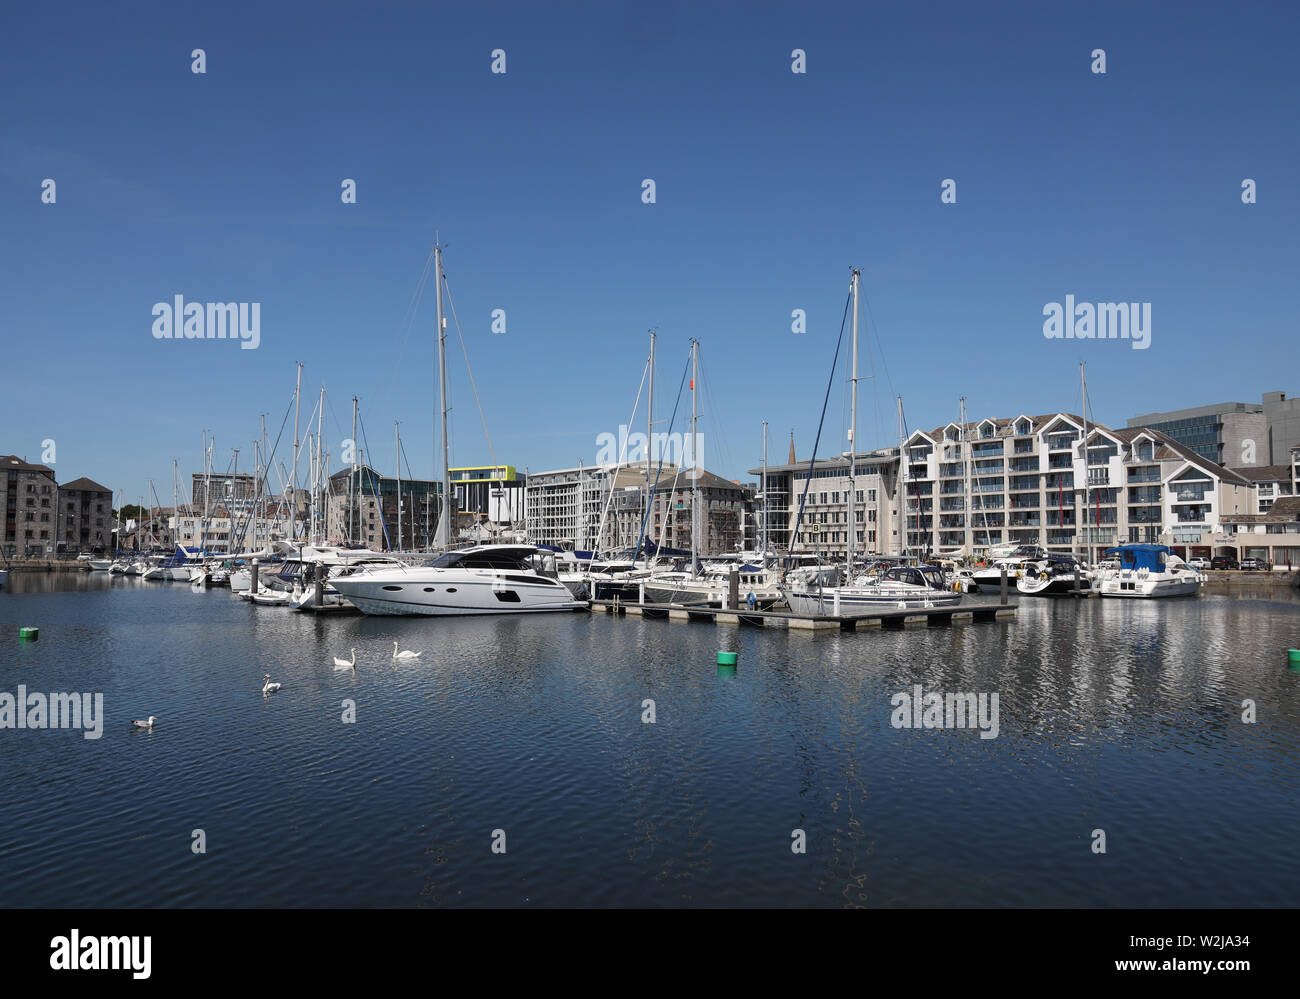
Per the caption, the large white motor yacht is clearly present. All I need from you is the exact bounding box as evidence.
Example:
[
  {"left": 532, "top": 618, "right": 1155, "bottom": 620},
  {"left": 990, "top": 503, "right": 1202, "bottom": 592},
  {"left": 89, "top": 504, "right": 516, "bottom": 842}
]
[{"left": 329, "top": 545, "right": 586, "bottom": 616}]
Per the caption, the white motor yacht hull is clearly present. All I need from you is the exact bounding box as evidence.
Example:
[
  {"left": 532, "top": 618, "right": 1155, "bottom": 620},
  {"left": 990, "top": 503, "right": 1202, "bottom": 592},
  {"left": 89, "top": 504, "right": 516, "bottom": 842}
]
[
  {"left": 331, "top": 570, "right": 584, "bottom": 616},
  {"left": 784, "top": 585, "right": 961, "bottom": 617},
  {"left": 1097, "top": 571, "right": 1202, "bottom": 598}
]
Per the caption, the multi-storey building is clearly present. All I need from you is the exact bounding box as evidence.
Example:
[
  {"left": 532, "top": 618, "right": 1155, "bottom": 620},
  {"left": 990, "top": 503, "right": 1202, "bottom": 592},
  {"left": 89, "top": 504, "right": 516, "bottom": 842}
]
[
  {"left": 1227, "top": 464, "right": 1296, "bottom": 514},
  {"left": 1, "top": 455, "right": 58, "bottom": 556},
  {"left": 191, "top": 472, "right": 257, "bottom": 514},
  {"left": 747, "top": 448, "right": 902, "bottom": 556},
  {"left": 325, "top": 466, "right": 442, "bottom": 550},
  {"left": 899, "top": 414, "right": 1254, "bottom": 558},
  {"left": 57, "top": 477, "right": 113, "bottom": 552},
  {"left": 524, "top": 463, "right": 753, "bottom": 553},
  {"left": 1128, "top": 391, "right": 1300, "bottom": 467},
  {"left": 1211, "top": 498, "right": 1300, "bottom": 569},
  {"left": 450, "top": 465, "right": 524, "bottom": 525}
]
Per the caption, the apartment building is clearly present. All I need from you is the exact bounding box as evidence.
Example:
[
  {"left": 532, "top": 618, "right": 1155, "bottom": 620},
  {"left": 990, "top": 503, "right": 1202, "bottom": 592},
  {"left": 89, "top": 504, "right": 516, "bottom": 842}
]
[
  {"left": 898, "top": 414, "right": 1254, "bottom": 558},
  {"left": 747, "top": 448, "right": 901, "bottom": 557},
  {"left": 1, "top": 455, "right": 58, "bottom": 555},
  {"left": 1227, "top": 464, "right": 1296, "bottom": 514},
  {"left": 57, "top": 477, "right": 114, "bottom": 552},
  {"left": 451, "top": 465, "right": 525, "bottom": 525},
  {"left": 524, "top": 463, "right": 753, "bottom": 553},
  {"left": 325, "top": 466, "right": 442, "bottom": 550},
  {"left": 1209, "top": 498, "right": 1300, "bottom": 569}
]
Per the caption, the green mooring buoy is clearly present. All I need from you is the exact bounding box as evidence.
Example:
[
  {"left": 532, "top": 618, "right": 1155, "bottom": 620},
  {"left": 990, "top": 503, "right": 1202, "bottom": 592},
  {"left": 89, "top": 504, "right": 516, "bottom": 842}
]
[
  {"left": 1288, "top": 649, "right": 1300, "bottom": 664},
  {"left": 717, "top": 651, "right": 737, "bottom": 666},
  {"left": 18, "top": 627, "right": 39, "bottom": 642}
]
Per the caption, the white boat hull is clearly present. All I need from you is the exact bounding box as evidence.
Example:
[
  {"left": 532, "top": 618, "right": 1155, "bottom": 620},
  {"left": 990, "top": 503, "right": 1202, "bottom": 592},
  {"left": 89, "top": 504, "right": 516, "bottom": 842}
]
[
  {"left": 783, "top": 585, "right": 961, "bottom": 617},
  {"left": 332, "top": 572, "right": 584, "bottom": 616},
  {"left": 1097, "top": 570, "right": 1202, "bottom": 598}
]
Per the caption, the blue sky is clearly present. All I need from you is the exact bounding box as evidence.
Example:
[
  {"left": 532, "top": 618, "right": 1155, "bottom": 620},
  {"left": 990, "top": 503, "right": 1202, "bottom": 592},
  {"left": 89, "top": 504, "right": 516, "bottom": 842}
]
[{"left": 2, "top": 0, "right": 1296, "bottom": 500}]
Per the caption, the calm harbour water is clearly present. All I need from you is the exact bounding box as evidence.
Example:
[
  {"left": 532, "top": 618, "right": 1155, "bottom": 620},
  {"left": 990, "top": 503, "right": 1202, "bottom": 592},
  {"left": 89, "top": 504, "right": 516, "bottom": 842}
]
[{"left": 1, "top": 572, "right": 1298, "bottom": 908}]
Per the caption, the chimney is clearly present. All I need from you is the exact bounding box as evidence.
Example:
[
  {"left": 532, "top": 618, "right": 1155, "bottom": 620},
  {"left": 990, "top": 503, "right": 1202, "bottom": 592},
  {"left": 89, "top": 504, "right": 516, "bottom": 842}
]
[{"left": 788, "top": 431, "right": 796, "bottom": 465}]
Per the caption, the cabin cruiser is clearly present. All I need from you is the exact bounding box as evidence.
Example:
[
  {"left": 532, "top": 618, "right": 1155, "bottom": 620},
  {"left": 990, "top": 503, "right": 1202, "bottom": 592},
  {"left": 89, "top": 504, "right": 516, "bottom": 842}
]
[
  {"left": 1095, "top": 544, "right": 1203, "bottom": 598},
  {"left": 87, "top": 558, "right": 113, "bottom": 571},
  {"left": 329, "top": 545, "right": 586, "bottom": 616},
  {"left": 782, "top": 563, "right": 961, "bottom": 617},
  {"left": 1016, "top": 554, "right": 1091, "bottom": 596},
  {"left": 241, "top": 543, "right": 405, "bottom": 600},
  {"left": 969, "top": 545, "right": 1051, "bottom": 586},
  {"left": 642, "top": 560, "right": 784, "bottom": 609}
]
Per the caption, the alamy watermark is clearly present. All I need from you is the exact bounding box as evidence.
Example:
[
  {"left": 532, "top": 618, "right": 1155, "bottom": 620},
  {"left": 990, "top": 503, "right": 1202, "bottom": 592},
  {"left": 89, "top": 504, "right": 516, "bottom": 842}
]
[
  {"left": 0, "top": 686, "right": 104, "bottom": 739},
  {"left": 1043, "top": 296, "right": 1150, "bottom": 350},
  {"left": 595, "top": 425, "right": 704, "bottom": 473},
  {"left": 890, "top": 685, "right": 999, "bottom": 739},
  {"left": 50, "top": 930, "right": 150, "bottom": 979},
  {"left": 152, "top": 295, "right": 260, "bottom": 349}
]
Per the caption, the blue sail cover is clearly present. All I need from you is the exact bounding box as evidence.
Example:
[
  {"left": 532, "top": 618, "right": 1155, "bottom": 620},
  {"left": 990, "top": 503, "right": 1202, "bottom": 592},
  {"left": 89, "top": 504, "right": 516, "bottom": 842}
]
[{"left": 1104, "top": 544, "right": 1171, "bottom": 573}]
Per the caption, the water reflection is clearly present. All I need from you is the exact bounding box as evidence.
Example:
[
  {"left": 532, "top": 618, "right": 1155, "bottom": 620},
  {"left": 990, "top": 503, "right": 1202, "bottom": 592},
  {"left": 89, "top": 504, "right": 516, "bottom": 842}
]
[{"left": 0, "top": 581, "right": 1296, "bottom": 907}]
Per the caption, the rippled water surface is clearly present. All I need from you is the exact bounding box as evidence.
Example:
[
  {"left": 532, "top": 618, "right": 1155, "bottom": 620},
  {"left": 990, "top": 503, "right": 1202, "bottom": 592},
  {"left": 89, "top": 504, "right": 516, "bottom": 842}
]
[{"left": 1, "top": 573, "right": 1298, "bottom": 907}]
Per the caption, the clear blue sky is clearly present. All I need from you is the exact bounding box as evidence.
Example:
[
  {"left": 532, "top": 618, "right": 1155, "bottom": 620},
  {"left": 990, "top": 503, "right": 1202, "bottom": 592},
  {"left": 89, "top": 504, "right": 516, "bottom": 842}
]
[{"left": 2, "top": 0, "right": 1296, "bottom": 500}]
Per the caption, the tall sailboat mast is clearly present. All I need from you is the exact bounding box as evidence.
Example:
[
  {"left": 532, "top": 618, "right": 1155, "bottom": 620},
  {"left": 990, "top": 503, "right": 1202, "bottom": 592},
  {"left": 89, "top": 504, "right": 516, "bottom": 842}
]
[
  {"left": 896, "top": 396, "right": 905, "bottom": 557},
  {"left": 1081, "top": 361, "right": 1091, "bottom": 565},
  {"left": 436, "top": 243, "right": 451, "bottom": 551},
  {"left": 761, "top": 421, "right": 768, "bottom": 557},
  {"left": 292, "top": 361, "right": 302, "bottom": 541},
  {"left": 395, "top": 421, "right": 402, "bottom": 552},
  {"left": 646, "top": 330, "right": 655, "bottom": 558},
  {"left": 690, "top": 338, "right": 699, "bottom": 575},
  {"left": 350, "top": 396, "right": 359, "bottom": 544},
  {"left": 847, "top": 267, "right": 860, "bottom": 571},
  {"left": 315, "top": 385, "right": 324, "bottom": 543}
]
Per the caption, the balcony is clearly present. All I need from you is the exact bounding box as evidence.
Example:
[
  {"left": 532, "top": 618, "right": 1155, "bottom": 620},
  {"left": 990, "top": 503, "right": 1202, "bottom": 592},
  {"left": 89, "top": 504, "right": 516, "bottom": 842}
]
[
  {"left": 1048, "top": 455, "right": 1073, "bottom": 470},
  {"left": 1127, "top": 466, "right": 1161, "bottom": 483}
]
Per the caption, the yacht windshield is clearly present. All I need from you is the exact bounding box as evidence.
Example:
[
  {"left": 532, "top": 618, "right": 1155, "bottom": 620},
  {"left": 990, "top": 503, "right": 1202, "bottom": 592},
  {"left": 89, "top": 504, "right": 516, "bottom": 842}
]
[{"left": 426, "top": 549, "right": 533, "bottom": 571}]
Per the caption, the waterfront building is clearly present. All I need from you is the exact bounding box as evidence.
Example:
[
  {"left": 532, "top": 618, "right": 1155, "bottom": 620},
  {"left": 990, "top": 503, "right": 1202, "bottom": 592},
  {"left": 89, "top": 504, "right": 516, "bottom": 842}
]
[
  {"left": 170, "top": 510, "right": 285, "bottom": 552},
  {"left": 1199, "top": 497, "right": 1300, "bottom": 569},
  {"left": 55, "top": 477, "right": 113, "bottom": 553},
  {"left": 1263, "top": 391, "right": 1300, "bottom": 466},
  {"left": 325, "top": 465, "right": 442, "bottom": 550},
  {"left": 900, "top": 414, "right": 1254, "bottom": 557},
  {"left": 747, "top": 448, "right": 902, "bottom": 557},
  {"left": 450, "top": 465, "right": 524, "bottom": 525},
  {"left": 1127, "top": 391, "right": 1300, "bottom": 467},
  {"left": 1227, "top": 464, "right": 1296, "bottom": 514},
  {"left": 1, "top": 454, "right": 58, "bottom": 556},
  {"left": 191, "top": 472, "right": 257, "bottom": 514},
  {"left": 524, "top": 463, "right": 753, "bottom": 553}
]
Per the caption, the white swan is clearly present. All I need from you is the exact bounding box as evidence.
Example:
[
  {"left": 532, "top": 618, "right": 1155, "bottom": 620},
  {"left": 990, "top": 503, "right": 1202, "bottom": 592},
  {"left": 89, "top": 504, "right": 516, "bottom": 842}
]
[
  {"left": 131, "top": 716, "right": 156, "bottom": 730},
  {"left": 333, "top": 648, "right": 357, "bottom": 670},
  {"left": 262, "top": 674, "right": 281, "bottom": 694},
  {"left": 392, "top": 641, "right": 423, "bottom": 661}
]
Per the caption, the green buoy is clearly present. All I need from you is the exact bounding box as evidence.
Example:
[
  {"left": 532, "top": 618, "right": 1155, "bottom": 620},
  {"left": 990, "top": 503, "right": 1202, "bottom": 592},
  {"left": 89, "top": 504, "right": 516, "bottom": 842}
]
[
  {"left": 1289, "top": 649, "right": 1300, "bottom": 664},
  {"left": 717, "top": 651, "right": 737, "bottom": 666},
  {"left": 18, "top": 627, "right": 39, "bottom": 642}
]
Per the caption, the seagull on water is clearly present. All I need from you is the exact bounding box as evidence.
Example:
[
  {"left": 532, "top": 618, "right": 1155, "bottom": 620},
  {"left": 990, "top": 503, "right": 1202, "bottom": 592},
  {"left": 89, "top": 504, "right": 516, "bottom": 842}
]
[{"left": 131, "top": 716, "right": 157, "bottom": 730}]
